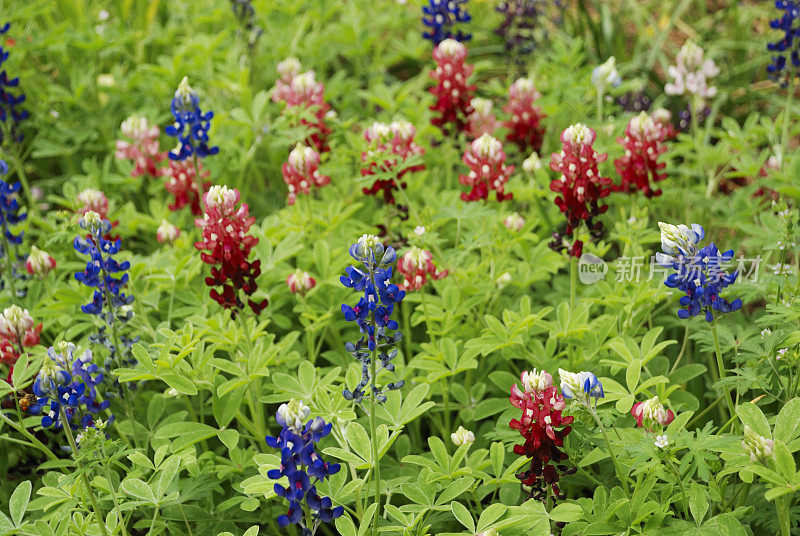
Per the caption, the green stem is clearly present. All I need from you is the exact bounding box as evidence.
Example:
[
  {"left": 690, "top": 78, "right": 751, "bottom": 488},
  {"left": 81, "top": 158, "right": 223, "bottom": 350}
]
[
  {"left": 666, "top": 458, "right": 689, "bottom": 519},
  {"left": 192, "top": 153, "right": 205, "bottom": 213},
  {"left": 590, "top": 409, "right": 629, "bottom": 496},
  {"left": 596, "top": 89, "right": 603, "bottom": 125},
  {"left": 780, "top": 85, "right": 794, "bottom": 172},
  {"left": 0, "top": 220, "right": 17, "bottom": 297},
  {"left": 368, "top": 342, "right": 381, "bottom": 536},
  {"left": 0, "top": 410, "right": 57, "bottom": 461},
  {"left": 569, "top": 256, "right": 577, "bottom": 310},
  {"left": 776, "top": 495, "right": 792, "bottom": 536},
  {"left": 100, "top": 448, "right": 130, "bottom": 536},
  {"left": 711, "top": 321, "right": 736, "bottom": 421},
  {"left": 59, "top": 406, "right": 109, "bottom": 536}
]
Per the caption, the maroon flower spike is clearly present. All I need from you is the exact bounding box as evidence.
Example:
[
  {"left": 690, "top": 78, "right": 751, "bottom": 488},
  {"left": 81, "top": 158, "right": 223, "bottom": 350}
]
[
  {"left": 549, "top": 124, "right": 612, "bottom": 258},
  {"left": 194, "top": 186, "right": 267, "bottom": 317},
  {"left": 428, "top": 39, "right": 475, "bottom": 134},
  {"left": 509, "top": 370, "right": 574, "bottom": 503},
  {"left": 459, "top": 134, "right": 514, "bottom": 202},
  {"left": 503, "top": 78, "right": 546, "bottom": 154},
  {"left": 613, "top": 110, "right": 672, "bottom": 198},
  {"left": 360, "top": 121, "right": 425, "bottom": 204},
  {"left": 272, "top": 60, "right": 331, "bottom": 153},
  {"left": 164, "top": 160, "right": 210, "bottom": 216}
]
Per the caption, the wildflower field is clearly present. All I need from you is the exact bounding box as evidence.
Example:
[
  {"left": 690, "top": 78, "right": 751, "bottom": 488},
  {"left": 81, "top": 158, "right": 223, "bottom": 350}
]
[{"left": 2, "top": 0, "right": 800, "bottom": 535}]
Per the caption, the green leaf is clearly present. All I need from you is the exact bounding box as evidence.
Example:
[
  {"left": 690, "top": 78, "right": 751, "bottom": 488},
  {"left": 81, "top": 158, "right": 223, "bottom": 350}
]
[
  {"left": 737, "top": 402, "right": 771, "bottom": 439},
  {"left": 218, "top": 428, "right": 239, "bottom": 451},
  {"left": 121, "top": 478, "right": 156, "bottom": 504},
  {"left": 160, "top": 372, "right": 197, "bottom": 395},
  {"left": 689, "top": 483, "right": 708, "bottom": 526},
  {"left": 773, "top": 440, "right": 796, "bottom": 479},
  {"left": 477, "top": 504, "right": 507, "bottom": 531},
  {"left": 450, "top": 501, "right": 475, "bottom": 533},
  {"left": 626, "top": 359, "right": 641, "bottom": 392},
  {"left": 157, "top": 456, "right": 181, "bottom": 498},
  {"left": 346, "top": 422, "right": 372, "bottom": 464},
  {"left": 549, "top": 502, "right": 583, "bottom": 522},
  {"left": 334, "top": 516, "right": 358, "bottom": 536},
  {"left": 9, "top": 480, "right": 31, "bottom": 527},
  {"left": 774, "top": 398, "right": 800, "bottom": 444}
]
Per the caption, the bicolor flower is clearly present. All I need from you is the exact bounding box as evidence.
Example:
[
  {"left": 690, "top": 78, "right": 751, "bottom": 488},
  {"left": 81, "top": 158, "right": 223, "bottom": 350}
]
[
  {"left": 266, "top": 411, "right": 343, "bottom": 529},
  {"left": 503, "top": 77, "right": 546, "bottom": 153},
  {"left": 287, "top": 269, "right": 316, "bottom": 296},
  {"left": 466, "top": 97, "right": 500, "bottom": 138},
  {"left": 549, "top": 124, "right": 612, "bottom": 258},
  {"left": 630, "top": 396, "right": 674, "bottom": 430},
  {"left": 0, "top": 305, "right": 41, "bottom": 365},
  {"left": 115, "top": 115, "right": 166, "bottom": 178},
  {"left": 656, "top": 222, "right": 742, "bottom": 321},
  {"left": 613, "top": 111, "right": 672, "bottom": 198},
  {"left": 271, "top": 65, "right": 332, "bottom": 152},
  {"left": 360, "top": 120, "right": 425, "bottom": 204},
  {"left": 503, "top": 212, "right": 525, "bottom": 231},
  {"left": 396, "top": 246, "right": 447, "bottom": 291},
  {"left": 429, "top": 39, "right": 476, "bottom": 134},
  {"left": 558, "top": 369, "right": 604, "bottom": 406},
  {"left": 459, "top": 133, "right": 515, "bottom": 202},
  {"left": 508, "top": 369, "right": 574, "bottom": 502},
  {"left": 282, "top": 143, "right": 330, "bottom": 206},
  {"left": 164, "top": 160, "right": 210, "bottom": 216},
  {"left": 340, "top": 235, "right": 405, "bottom": 403},
  {"left": 156, "top": 219, "right": 180, "bottom": 244},
  {"left": 25, "top": 246, "right": 56, "bottom": 276},
  {"left": 194, "top": 185, "right": 267, "bottom": 317}
]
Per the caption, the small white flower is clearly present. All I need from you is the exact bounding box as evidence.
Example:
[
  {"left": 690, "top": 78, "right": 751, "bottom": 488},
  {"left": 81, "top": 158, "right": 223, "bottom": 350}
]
[
  {"left": 414, "top": 226, "right": 426, "bottom": 236},
  {"left": 450, "top": 426, "right": 475, "bottom": 446},
  {"left": 777, "top": 348, "right": 788, "bottom": 360},
  {"left": 761, "top": 328, "right": 771, "bottom": 340},
  {"left": 654, "top": 435, "right": 669, "bottom": 449},
  {"left": 98, "top": 9, "right": 110, "bottom": 21},
  {"left": 495, "top": 272, "right": 512, "bottom": 289},
  {"left": 277, "top": 399, "right": 311, "bottom": 430}
]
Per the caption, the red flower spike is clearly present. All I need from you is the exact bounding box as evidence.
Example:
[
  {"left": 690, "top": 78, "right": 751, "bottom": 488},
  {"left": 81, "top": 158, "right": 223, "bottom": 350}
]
[
  {"left": 272, "top": 62, "right": 332, "bottom": 153},
  {"left": 548, "top": 124, "right": 612, "bottom": 258},
  {"left": 360, "top": 121, "right": 425, "bottom": 204},
  {"left": 428, "top": 39, "right": 475, "bottom": 134},
  {"left": 503, "top": 78, "right": 546, "bottom": 154},
  {"left": 613, "top": 111, "right": 672, "bottom": 198},
  {"left": 282, "top": 143, "right": 330, "bottom": 205},
  {"left": 164, "top": 160, "right": 210, "bottom": 216},
  {"left": 194, "top": 186, "right": 267, "bottom": 317},
  {"left": 115, "top": 115, "right": 167, "bottom": 179},
  {"left": 396, "top": 247, "right": 448, "bottom": 291},
  {"left": 459, "top": 134, "right": 514, "bottom": 202},
  {"left": 509, "top": 370, "right": 574, "bottom": 503}
]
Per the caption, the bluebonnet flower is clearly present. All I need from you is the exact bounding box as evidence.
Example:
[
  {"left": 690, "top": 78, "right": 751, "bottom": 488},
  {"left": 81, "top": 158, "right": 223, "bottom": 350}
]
[
  {"left": 422, "top": 0, "right": 471, "bottom": 46},
  {"left": 767, "top": 1, "right": 800, "bottom": 86},
  {"left": 73, "top": 211, "right": 136, "bottom": 366},
  {"left": 656, "top": 222, "right": 743, "bottom": 322},
  {"left": 0, "top": 23, "right": 30, "bottom": 146},
  {"left": 266, "top": 400, "right": 343, "bottom": 533},
  {"left": 229, "top": 0, "right": 264, "bottom": 49},
  {"left": 27, "top": 342, "right": 111, "bottom": 431},
  {"left": 340, "top": 235, "right": 406, "bottom": 403},
  {"left": 495, "top": 1, "right": 562, "bottom": 61},
  {"left": 165, "top": 77, "right": 219, "bottom": 161},
  {"left": 558, "top": 369, "right": 604, "bottom": 408},
  {"left": 0, "top": 177, "right": 27, "bottom": 297}
]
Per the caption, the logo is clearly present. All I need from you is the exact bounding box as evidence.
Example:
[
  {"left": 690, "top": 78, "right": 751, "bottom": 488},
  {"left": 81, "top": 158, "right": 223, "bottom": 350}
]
[{"left": 578, "top": 253, "right": 607, "bottom": 284}]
